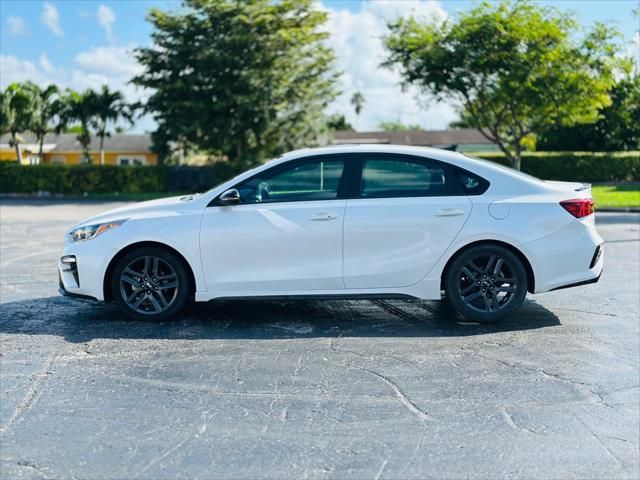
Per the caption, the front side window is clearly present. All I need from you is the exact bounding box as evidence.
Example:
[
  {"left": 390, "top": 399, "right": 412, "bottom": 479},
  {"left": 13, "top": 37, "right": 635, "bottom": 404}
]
[
  {"left": 237, "top": 158, "right": 345, "bottom": 204},
  {"left": 360, "top": 157, "right": 449, "bottom": 198}
]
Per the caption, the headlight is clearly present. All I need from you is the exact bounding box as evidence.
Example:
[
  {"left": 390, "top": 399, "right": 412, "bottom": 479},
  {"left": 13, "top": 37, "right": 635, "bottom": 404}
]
[{"left": 69, "top": 220, "right": 126, "bottom": 242}]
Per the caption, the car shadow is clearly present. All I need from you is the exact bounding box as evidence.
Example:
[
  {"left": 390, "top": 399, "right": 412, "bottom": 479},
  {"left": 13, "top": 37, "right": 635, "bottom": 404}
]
[{"left": 0, "top": 296, "right": 560, "bottom": 344}]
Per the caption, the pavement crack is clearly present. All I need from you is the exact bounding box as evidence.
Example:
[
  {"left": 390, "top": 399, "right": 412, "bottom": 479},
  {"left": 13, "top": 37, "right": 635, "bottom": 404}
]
[
  {"left": 553, "top": 307, "right": 618, "bottom": 317},
  {"left": 374, "top": 459, "right": 388, "bottom": 480},
  {"left": 501, "top": 407, "right": 543, "bottom": 435},
  {"left": 0, "top": 349, "right": 61, "bottom": 434},
  {"left": 355, "top": 367, "right": 429, "bottom": 422},
  {"left": 571, "top": 412, "right": 626, "bottom": 468}
]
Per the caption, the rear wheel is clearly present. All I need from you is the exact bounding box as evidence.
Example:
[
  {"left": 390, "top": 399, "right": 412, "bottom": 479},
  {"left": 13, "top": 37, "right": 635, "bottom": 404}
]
[
  {"left": 445, "top": 245, "right": 528, "bottom": 323},
  {"left": 111, "top": 247, "right": 190, "bottom": 321}
]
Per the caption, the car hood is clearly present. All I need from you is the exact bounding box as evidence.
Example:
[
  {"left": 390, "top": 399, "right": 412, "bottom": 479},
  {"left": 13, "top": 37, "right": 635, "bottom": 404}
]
[{"left": 72, "top": 194, "right": 203, "bottom": 229}]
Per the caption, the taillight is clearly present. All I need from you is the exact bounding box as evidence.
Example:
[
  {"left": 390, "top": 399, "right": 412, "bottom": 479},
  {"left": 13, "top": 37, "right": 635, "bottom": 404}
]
[{"left": 560, "top": 198, "right": 594, "bottom": 218}]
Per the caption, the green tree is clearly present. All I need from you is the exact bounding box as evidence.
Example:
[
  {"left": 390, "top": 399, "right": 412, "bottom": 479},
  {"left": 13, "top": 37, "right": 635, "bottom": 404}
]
[
  {"left": 378, "top": 120, "right": 421, "bottom": 131},
  {"left": 384, "top": 0, "right": 622, "bottom": 169},
  {"left": 25, "top": 82, "right": 63, "bottom": 160},
  {"left": 0, "top": 83, "right": 35, "bottom": 164},
  {"left": 537, "top": 75, "right": 640, "bottom": 151},
  {"left": 88, "top": 85, "right": 135, "bottom": 165},
  {"left": 58, "top": 89, "right": 96, "bottom": 163},
  {"left": 327, "top": 113, "right": 353, "bottom": 131},
  {"left": 133, "top": 0, "right": 338, "bottom": 166}
]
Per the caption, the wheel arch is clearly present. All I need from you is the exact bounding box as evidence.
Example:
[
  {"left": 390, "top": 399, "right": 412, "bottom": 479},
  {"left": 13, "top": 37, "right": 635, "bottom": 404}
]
[
  {"left": 103, "top": 241, "right": 197, "bottom": 302},
  {"left": 440, "top": 240, "right": 535, "bottom": 294}
]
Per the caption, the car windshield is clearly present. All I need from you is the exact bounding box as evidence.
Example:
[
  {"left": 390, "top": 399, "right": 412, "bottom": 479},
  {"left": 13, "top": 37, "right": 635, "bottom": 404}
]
[{"left": 464, "top": 155, "right": 542, "bottom": 181}]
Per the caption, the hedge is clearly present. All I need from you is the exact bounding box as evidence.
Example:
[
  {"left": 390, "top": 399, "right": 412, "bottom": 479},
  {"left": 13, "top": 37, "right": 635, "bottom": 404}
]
[
  {"left": 0, "top": 163, "right": 240, "bottom": 195},
  {"left": 0, "top": 151, "right": 638, "bottom": 194},
  {"left": 471, "top": 151, "right": 640, "bottom": 183}
]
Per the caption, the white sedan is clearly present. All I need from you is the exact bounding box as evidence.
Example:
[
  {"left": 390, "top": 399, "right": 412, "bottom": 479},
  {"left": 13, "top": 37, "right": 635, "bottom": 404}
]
[{"left": 58, "top": 145, "right": 604, "bottom": 323}]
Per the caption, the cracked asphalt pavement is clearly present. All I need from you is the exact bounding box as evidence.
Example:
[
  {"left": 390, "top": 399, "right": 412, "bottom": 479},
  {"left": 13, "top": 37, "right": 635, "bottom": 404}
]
[{"left": 1, "top": 200, "right": 639, "bottom": 479}]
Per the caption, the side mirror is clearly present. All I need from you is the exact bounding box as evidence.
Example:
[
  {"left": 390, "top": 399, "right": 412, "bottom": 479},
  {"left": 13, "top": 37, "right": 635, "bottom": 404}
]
[{"left": 218, "top": 188, "right": 241, "bottom": 206}]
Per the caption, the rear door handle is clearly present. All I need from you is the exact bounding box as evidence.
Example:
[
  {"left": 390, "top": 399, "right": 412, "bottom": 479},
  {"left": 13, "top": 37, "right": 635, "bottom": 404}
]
[
  {"left": 435, "top": 208, "right": 465, "bottom": 217},
  {"left": 310, "top": 213, "right": 338, "bottom": 221}
]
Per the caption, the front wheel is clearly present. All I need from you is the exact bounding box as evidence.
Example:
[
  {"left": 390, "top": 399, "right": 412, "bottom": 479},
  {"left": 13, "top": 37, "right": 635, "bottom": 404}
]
[
  {"left": 445, "top": 245, "right": 528, "bottom": 323},
  {"left": 111, "top": 247, "right": 190, "bottom": 321}
]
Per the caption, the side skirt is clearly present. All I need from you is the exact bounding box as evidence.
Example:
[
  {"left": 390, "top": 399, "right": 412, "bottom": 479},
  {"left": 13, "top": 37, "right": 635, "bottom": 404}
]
[{"left": 209, "top": 293, "right": 421, "bottom": 302}]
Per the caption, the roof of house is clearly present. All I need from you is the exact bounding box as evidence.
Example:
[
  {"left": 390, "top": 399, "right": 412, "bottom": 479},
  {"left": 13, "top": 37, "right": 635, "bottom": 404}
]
[
  {"left": 0, "top": 133, "right": 152, "bottom": 152},
  {"left": 332, "top": 129, "right": 493, "bottom": 146}
]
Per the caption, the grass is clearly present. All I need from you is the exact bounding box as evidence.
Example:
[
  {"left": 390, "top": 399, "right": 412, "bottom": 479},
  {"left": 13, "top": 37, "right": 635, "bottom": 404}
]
[{"left": 592, "top": 184, "right": 640, "bottom": 209}]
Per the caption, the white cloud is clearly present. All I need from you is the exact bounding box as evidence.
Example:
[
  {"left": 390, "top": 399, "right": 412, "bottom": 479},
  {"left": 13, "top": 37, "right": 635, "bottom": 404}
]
[
  {"left": 74, "top": 46, "right": 143, "bottom": 78},
  {"left": 7, "top": 16, "right": 27, "bottom": 36},
  {"left": 0, "top": 55, "right": 47, "bottom": 86},
  {"left": 41, "top": 2, "right": 63, "bottom": 36},
  {"left": 97, "top": 5, "right": 116, "bottom": 41},
  {"left": 321, "top": 0, "right": 458, "bottom": 131},
  {"left": 39, "top": 52, "right": 54, "bottom": 74}
]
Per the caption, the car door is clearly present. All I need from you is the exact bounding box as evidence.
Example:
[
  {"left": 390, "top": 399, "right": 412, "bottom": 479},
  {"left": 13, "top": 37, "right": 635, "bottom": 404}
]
[
  {"left": 199, "top": 155, "right": 351, "bottom": 294},
  {"left": 343, "top": 154, "right": 472, "bottom": 289}
]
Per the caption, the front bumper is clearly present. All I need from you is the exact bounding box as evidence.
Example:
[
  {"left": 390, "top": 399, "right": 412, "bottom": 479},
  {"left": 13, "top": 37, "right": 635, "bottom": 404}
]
[
  {"left": 58, "top": 274, "right": 98, "bottom": 301},
  {"left": 57, "top": 236, "right": 115, "bottom": 301}
]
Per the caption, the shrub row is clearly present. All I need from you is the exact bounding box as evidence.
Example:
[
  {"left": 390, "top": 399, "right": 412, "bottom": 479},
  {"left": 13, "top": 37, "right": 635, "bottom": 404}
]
[
  {"left": 0, "top": 152, "right": 638, "bottom": 194},
  {"left": 471, "top": 151, "right": 640, "bottom": 183},
  {"left": 0, "top": 163, "right": 241, "bottom": 194}
]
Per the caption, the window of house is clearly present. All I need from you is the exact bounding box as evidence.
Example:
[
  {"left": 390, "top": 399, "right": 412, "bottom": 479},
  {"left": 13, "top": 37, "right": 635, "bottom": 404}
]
[
  {"left": 236, "top": 158, "right": 346, "bottom": 204},
  {"left": 117, "top": 155, "right": 147, "bottom": 166},
  {"left": 50, "top": 155, "right": 66, "bottom": 165},
  {"left": 360, "top": 157, "right": 449, "bottom": 198}
]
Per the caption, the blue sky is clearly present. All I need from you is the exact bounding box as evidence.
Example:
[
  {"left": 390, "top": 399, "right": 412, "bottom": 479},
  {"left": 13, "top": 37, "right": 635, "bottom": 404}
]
[{"left": 1, "top": 0, "right": 638, "bottom": 132}]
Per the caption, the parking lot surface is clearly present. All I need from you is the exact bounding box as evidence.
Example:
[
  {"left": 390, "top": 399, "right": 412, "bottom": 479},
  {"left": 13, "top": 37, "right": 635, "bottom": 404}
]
[{"left": 1, "top": 200, "right": 639, "bottom": 479}]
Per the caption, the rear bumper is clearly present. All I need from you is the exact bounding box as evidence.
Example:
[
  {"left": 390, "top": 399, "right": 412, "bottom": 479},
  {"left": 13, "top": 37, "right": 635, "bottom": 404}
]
[
  {"left": 549, "top": 269, "right": 602, "bottom": 291},
  {"left": 526, "top": 217, "right": 604, "bottom": 293}
]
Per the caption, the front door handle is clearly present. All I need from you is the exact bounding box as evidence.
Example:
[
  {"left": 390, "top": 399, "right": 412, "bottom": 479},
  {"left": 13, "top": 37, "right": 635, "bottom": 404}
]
[
  {"left": 435, "top": 208, "right": 465, "bottom": 217},
  {"left": 310, "top": 213, "right": 338, "bottom": 221}
]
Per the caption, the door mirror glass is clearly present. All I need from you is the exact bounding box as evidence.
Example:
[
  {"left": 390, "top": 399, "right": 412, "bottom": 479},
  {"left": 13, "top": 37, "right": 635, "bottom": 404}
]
[{"left": 219, "top": 188, "right": 241, "bottom": 205}]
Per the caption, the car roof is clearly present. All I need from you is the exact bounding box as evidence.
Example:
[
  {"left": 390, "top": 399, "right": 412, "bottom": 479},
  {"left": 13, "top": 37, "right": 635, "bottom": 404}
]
[{"left": 280, "top": 144, "right": 464, "bottom": 162}]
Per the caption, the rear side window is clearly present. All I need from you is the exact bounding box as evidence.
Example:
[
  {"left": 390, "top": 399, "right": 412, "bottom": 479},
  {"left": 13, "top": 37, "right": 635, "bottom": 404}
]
[
  {"left": 360, "top": 158, "right": 449, "bottom": 198},
  {"left": 457, "top": 169, "right": 489, "bottom": 195}
]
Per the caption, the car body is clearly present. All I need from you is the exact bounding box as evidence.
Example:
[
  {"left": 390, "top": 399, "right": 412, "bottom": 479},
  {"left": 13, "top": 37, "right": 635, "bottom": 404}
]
[{"left": 58, "top": 145, "right": 604, "bottom": 322}]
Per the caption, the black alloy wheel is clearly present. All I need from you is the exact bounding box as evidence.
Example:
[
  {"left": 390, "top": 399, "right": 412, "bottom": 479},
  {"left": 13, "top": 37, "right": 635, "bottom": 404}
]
[
  {"left": 112, "top": 247, "right": 190, "bottom": 321},
  {"left": 446, "top": 245, "right": 528, "bottom": 323}
]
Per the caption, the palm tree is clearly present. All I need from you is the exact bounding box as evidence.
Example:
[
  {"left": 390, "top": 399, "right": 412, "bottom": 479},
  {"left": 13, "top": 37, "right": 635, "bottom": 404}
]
[
  {"left": 58, "top": 89, "right": 96, "bottom": 163},
  {"left": 26, "top": 82, "right": 62, "bottom": 160},
  {"left": 350, "top": 91, "right": 365, "bottom": 130},
  {"left": 1, "top": 83, "right": 35, "bottom": 164},
  {"left": 89, "top": 86, "right": 134, "bottom": 165}
]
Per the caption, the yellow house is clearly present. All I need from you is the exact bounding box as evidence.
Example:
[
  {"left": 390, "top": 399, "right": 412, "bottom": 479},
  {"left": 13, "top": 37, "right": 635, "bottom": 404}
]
[{"left": 0, "top": 133, "right": 158, "bottom": 166}]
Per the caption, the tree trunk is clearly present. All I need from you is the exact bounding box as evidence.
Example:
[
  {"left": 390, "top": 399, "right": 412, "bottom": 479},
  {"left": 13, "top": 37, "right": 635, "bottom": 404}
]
[
  {"left": 513, "top": 143, "right": 522, "bottom": 171},
  {"left": 513, "top": 154, "right": 522, "bottom": 171},
  {"left": 99, "top": 135, "right": 105, "bottom": 166},
  {"left": 39, "top": 135, "right": 44, "bottom": 163},
  {"left": 12, "top": 133, "right": 22, "bottom": 165}
]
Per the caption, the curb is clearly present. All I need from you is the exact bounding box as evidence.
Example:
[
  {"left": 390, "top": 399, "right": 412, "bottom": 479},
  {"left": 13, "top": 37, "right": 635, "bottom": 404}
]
[{"left": 597, "top": 208, "right": 640, "bottom": 213}]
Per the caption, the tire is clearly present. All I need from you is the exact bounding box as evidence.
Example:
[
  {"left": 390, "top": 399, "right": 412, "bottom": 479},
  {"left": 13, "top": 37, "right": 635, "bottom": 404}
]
[
  {"left": 445, "top": 244, "right": 528, "bottom": 323},
  {"left": 111, "top": 246, "right": 190, "bottom": 321}
]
